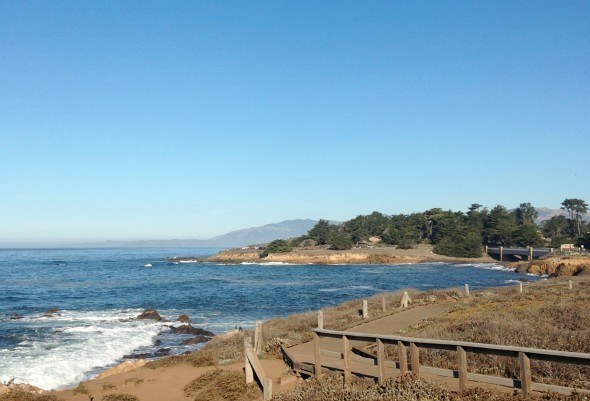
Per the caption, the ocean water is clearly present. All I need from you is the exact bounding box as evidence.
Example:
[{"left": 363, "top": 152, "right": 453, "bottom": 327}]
[{"left": 0, "top": 247, "right": 539, "bottom": 390}]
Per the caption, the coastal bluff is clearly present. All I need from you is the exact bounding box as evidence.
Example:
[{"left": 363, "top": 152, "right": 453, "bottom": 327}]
[{"left": 207, "top": 245, "right": 497, "bottom": 265}]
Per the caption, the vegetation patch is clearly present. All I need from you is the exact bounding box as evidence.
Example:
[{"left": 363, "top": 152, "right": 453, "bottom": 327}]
[
  {"left": 183, "top": 369, "right": 261, "bottom": 401},
  {"left": 0, "top": 389, "right": 60, "bottom": 401},
  {"left": 101, "top": 394, "right": 139, "bottom": 401},
  {"left": 275, "top": 374, "right": 589, "bottom": 401}
]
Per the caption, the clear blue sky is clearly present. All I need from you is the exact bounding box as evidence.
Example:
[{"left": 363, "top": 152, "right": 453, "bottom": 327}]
[{"left": 1, "top": 1, "right": 589, "bottom": 245}]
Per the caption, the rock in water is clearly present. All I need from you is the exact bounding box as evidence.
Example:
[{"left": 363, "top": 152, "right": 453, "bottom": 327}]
[
  {"left": 181, "top": 336, "right": 211, "bottom": 345},
  {"left": 137, "top": 309, "right": 163, "bottom": 321},
  {"left": 176, "top": 314, "right": 191, "bottom": 323},
  {"left": 170, "top": 324, "right": 214, "bottom": 336}
]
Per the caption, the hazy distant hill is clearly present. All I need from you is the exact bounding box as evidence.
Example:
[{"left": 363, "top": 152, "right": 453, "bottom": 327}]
[
  {"left": 535, "top": 207, "right": 590, "bottom": 224},
  {"left": 96, "top": 219, "right": 318, "bottom": 248}
]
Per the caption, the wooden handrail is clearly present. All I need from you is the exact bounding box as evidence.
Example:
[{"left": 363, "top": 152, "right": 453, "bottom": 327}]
[
  {"left": 244, "top": 337, "right": 272, "bottom": 400},
  {"left": 312, "top": 328, "right": 590, "bottom": 396}
]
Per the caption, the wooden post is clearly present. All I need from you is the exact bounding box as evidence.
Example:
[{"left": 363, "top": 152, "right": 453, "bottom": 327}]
[
  {"left": 529, "top": 246, "right": 533, "bottom": 261},
  {"left": 377, "top": 338, "right": 386, "bottom": 385},
  {"left": 343, "top": 335, "right": 351, "bottom": 383},
  {"left": 464, "top": 284, "right": 470, "bottom": 297},
  {"left": 457, "top": 346, "right": 468, "bottom": 392},
  {"left": 381, "top": 296, "right": 386, "bottom": 313},
  {"left": 400, "top": 292, "right": 411, "bottom": 308},
  {"left": 500, "top": 246, "right": 503, "bottom": 261},
  {"left": 485, "top": 245, "right": 488, "bottom": 255},
  {"left": 362, "top": 300, "right": 368, "bottom": 319},
  {"left": 410, "top": 343, "right": 420, "bottom": 376},
  {"left": 314, "top": 332, "right": 322, "bottom": 375},
  {"left": 519, "top": 282, "right": 523, "bottom": 293},
  {"left": 519, "top": 352, "right": 532, "bottom": 396},
  {"left": 254, "top": 321, "right": 263, "bottom": 354},
  {"left": 569, "top": 280, "right": 573, "bottom": 290},
  {"left": 263, "top": 378, "right": 272, "bottom": 401},
  {"left": 398, "top": 341, "right": 408, "bottom": 375},
  {"left": 244, "top": 337, "right": 254, "bottom": 384},
  {"left": 317, "top": 311, "right": 324, "bottom": 329}
]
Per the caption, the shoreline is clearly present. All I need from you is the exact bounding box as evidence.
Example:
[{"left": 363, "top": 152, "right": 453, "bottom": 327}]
[
  {"left": 203, "top": 244, "right": 503, "bottom": 266},
  {"left": 39, "top": 276, "right": 590, "bottom": 401}
]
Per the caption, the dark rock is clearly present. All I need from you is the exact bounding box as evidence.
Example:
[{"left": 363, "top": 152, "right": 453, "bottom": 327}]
[
  {"left": 123, "top": 353, "right": 151, "bottom": 359},
  {"left": 137, "top": 309, "right": 162, "bottom": 321},
  {"left": 169, "top": 324, "right": 214, "bottom": 337},
  {"left": 43, "top": 307, "right": 60, "bottom": 317},
  {"left": 155, "top": 348, "right": 171, "bottom": 357},
  {"left": 176, "top": 314, "right": 191, "bottom": 323},
  {"left": 154, "top": 339, "right": 162, "bottom": 346},
  {"left": 181, "top": 336, "right": 210, "bottom": 345},
  {"left": 10, "top": 313, "right": 23, "bottom": 320}
]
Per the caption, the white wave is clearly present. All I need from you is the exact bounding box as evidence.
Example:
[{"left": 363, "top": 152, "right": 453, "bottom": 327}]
[
  {"left": 178, "top": 259, "right": 199, "bottom": 264},
  {"left": 349, "top": 285, "right": 374, "bottom": 290},
  {"left": 465, "top": 263, "right": 515, "bottom": 272},
  {"left": 0, "top": 310, "right": 168, "bottom": 390},
  {"left": 144, "top": 263, "right": 152, "bottom": 267},
  {"left": 318, "top": 288, "right": 342, "bottom": 292},
  {"left": 504, "top": 279, "right": 521, "bottom": 284},
  {"left": 240, "top": 261, "right": 295, "bottom": 266}
]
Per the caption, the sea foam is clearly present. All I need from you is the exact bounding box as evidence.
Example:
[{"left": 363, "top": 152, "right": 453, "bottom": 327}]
[{"left": 0, "top": 309, "right": 167, "bottom": 390}]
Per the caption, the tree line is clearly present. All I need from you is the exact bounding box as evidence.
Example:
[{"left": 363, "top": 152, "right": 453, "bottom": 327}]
[{"left": 262, "top": 198, "right": 589, "bottom": 258}]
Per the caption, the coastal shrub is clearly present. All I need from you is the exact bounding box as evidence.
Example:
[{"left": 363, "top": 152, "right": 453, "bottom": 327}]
[
  {"left": 101, "top": 395, "right": 139, "bottom": 401},
  {"left": 328, "top": 233, "right": 353, "bottom": 250},
  {"left": 396, "top": 237, "right": 416, "bottom": 249},
  {"left": 259, "top": 239, "right": 292, "bottom": 258},
  {"left": 183, "top": 369, "right": 261, "bottom": 401},
  {"left": 0, "top": 389, "right": 59, "bottom": 401},
  {"left": 274, "top": 374, "right": 589, "bottom": 401}
]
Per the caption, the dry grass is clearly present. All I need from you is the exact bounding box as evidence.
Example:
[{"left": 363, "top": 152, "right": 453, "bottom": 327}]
[
  {"left": 384, "top": 282, "right": 590, "bottom": 389},
  {"left": 101, "top": 394, "right": 139, "bottom": 401},
  {"left": 183, "top": 369, "right": 261, "bottom": 401},
  {"left": 0, "top": 390, "right": 60, "bottom": 401},
  {"left": 274, "top": 374, "right": 590, "bottom": 401}
]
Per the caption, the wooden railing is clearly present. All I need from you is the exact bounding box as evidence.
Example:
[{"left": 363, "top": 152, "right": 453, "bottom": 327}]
[
  {"left": 244, "top": 336, "right": 272, "bottom": 400},
  {"left": 313, "top": 328, "right": 590, "bottom": 396}
]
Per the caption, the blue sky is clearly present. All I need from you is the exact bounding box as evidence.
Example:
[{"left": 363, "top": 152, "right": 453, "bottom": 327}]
[{"left": 1, "top": 1, "right": 589, "bottom": 244}]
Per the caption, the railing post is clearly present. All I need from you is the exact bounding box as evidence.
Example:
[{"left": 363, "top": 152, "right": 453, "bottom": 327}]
[
  {"left": 464, "top": 284, "right": 470, "bottom": 297},
  {"left": 314, "top": 332, "right": 322, "bottom": 376},
  {"left": 362, "top": 300, "right": 368, "bottom": 319},
  {"left": 519, "top": 282, "right": 523, "bottom": 293},
  {"left": 244, "top": 337, "right": 254, "bottom": 384},
  {"left": 377, "top": 338, "right": 385, "bottom": 385},
  {"left": 401, "top": 291, "right": 411, "bottom": 308},
  {"left": 485, "top": 245, "right": 488, "bottom": 255},
  {"left": 254, "top": 321, "right": 263, "bottom": 355},
  {"left": 410, "top": 342, "right": 420, "bottom": 376},
  {"left": 569, "top": 280, "right": 573, "bottom": 290},
  {"left": 382, "top": 296, "right": 386, "bottom": 313},
  {"left": 317, "top": 310, "right": 324, "bottom": 329},
  {"left": 529, "top": 246, "right": 533, "bottom": 261},
  {"left": 343, "top": 335, "right": 351, "bottom": 383},
  {"left": 519, "top": 352, "right": 532, "bottom": 396},
  {"left": 398, "top": 341, "right": 408, "bottom": 375},
  {"left": 500, "top": 246, "right": 503, "bottom": 261},
  {"left": 263, "top": 377, "right": 272, "bottom": 401},
  {"left": 457, "top": 345, "right": 468, "bottom": 392}
]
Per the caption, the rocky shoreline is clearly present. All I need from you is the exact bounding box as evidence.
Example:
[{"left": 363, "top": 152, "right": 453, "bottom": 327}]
[{"left": 203, "top": 244, "right": 499, "bottom": 265}]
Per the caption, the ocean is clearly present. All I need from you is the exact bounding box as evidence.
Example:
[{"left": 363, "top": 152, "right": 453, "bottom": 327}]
[{"left": 0, "top": 247, "right": 539, "bottom": 390}]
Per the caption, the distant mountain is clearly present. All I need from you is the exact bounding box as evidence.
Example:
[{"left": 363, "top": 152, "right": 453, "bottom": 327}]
[
  {"left": 535, "top": 207, "right": 590, "bottom": 224},
  {"left": 95, "top": 219, "right": 318, "bottom": 248}
]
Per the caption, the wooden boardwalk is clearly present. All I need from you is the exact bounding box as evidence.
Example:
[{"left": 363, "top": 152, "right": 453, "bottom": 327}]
[{"left": 281, "top": 301, "right": 590, "bottom": 396}]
